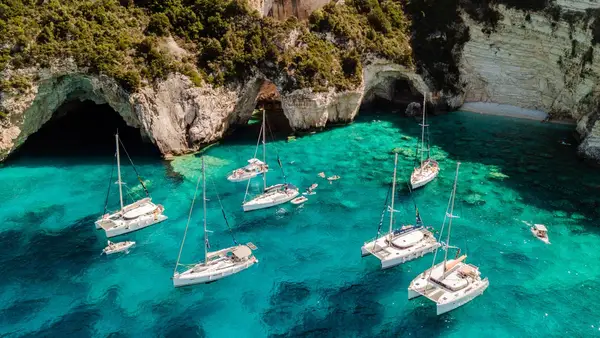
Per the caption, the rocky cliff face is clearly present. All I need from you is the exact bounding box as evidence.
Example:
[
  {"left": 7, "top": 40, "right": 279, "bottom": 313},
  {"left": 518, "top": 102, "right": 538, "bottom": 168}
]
[
  {"left": 0, "top": 59, "right": 430, "bottom": 161},
  {"left": 249, "top": 0, "right": 328, "bottom": 19},
  {"left": 458, "top": 1, "right": 600, "bottom": 161}
]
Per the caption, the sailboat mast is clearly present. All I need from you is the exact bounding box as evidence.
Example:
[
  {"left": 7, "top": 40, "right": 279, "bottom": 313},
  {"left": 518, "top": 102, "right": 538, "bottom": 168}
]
[
  {"left": 262, "top": 107, "right": 267, "bottom": 191},
  {"left": 115, "top": 133, "right": 124, "bottom": 211},
  {"left": 443, "top": 162, "right": 461, "bottom": 271},
  {"left": 388, "top": 153, "right": 399, "bottom": 240},
  {"left": 419, "top": 93, "right": 426, "bottom": 168},
  {"left": 203, "top": 156, "right": 208, "bottom": 264}
]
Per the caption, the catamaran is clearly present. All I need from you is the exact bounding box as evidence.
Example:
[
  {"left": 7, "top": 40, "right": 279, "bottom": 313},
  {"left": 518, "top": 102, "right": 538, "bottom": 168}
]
[
  {"left": 241, "top": 112, "right": 298, "bottom": 212},
  {"left": 408, "top": 162, "right": 489, "bottom": 315},
  {"left": 361, "top": 153, "right": 440, "bottom": 269},
  {"left": 410, "top": 93, "right": 439, "bottom": 189},
  {"left": 227, "top": 109, "right": 269, "bottom": 182},
  {"left": 173, "top": 157, "right": 258, "bottom": 287},
  {"left": 95, "top": 133, "right": 167, "bottom": 238}
]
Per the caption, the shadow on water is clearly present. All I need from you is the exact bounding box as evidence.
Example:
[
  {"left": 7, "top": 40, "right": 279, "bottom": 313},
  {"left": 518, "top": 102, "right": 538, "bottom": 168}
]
[
  {"left": 6, "top": 100, "right": 162, "bottom": 167},
  {"left": 31, "top": 305, "right": 101, "bottom": 338},
  {"left": 360, "top": 108, "right": 600, "bottom": 222},
  {"left": 265, "top": 269, "right": 453, "bottom": 337},
  {"left": 0, "top": 214, "right": 100, "bottom": 288}
]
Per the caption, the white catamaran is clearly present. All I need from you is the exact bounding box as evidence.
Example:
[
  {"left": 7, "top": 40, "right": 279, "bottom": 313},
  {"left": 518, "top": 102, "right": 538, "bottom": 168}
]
[
  {"left": 95, "top": 133, "right": 167, "bottom": 238},
  {"left": 408, "top": 162, "right": 489, "bottom": 315},
  {"left": 241, "top": 111, "right": 298, "bottom": 212},
  {"left": 227, "top": 108, "right": 269, "bottom": 182},
  {"left": 173, "top": 157, "right": 258, "bottom": 287},
  {"left": 361, "top": 153, "right": 440, "bottom": 269},
  {"left": 410, "top": 93, "right": 439, "bottom": 189}
]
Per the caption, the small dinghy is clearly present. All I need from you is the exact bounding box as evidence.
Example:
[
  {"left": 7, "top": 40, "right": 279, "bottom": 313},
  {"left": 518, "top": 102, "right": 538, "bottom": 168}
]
[
  {"left": 531, "top": 224, "right": 550, "bottom": 244},
  {"left": 318, "top": 172, "right": 326, "bottom": 178},
  {"left": 102, "top": 240, "right": 135, "bottom": 255},
  {"left": 327, "top": 175, "right": 340, "bottom": 181},
  {"left": 291, "top": 196, "right": 308, "bottom": 205}
]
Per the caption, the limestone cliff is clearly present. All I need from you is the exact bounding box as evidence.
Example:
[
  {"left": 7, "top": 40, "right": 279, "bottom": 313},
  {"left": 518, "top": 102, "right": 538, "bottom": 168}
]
[
  {"left": 457, "top": 2, "right": 600, "bottom": 161},
  {"left": 0, "top": 58, "right": 430, "bottom": 161}
]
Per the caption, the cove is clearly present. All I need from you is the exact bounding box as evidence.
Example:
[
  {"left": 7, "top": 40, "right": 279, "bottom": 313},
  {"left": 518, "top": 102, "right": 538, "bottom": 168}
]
[{"left": 0, "top": 109, "right": 599, "bottom": 337}]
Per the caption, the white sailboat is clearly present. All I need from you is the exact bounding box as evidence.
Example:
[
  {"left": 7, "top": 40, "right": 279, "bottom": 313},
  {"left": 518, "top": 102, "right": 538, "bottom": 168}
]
[
  {"left": 408, "top": 162, "right": 489, "bottom": 315},
  {"left": 95, "top": 133, "right": 167, "bottom": 238},
  {"left": 361, "top": 153, "right": 441, "bottom": 269},
  {"left": 242, "top": 111, "right": 298, "bottom": 212},
  {"left": 227, "top": 109, "right": 269, "bottom": 182},
  {"left": 410, "top": 93, "right": 439, "bottom": 189},
  {"left": 173, "top": 157, "right": 258, "bottom": 287}
]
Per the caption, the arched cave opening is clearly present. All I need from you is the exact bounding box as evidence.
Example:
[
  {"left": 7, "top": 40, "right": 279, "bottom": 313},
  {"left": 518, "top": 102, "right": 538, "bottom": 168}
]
[
  {"left": 362, "top": 77, "right": 424, "bottom": 116},
  {"left": 13, "top": 100, "right": 158, "bottom": 160},
  {"left": 251, "top": 81, "right": 292, "bottom": 137}
]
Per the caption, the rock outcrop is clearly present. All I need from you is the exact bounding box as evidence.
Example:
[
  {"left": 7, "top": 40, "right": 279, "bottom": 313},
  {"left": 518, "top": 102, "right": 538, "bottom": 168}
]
[
  {"left": 0, "top": 58, "right": 430, "bottom": 161},
  {"left": 249, "top": 0, "right": 329, "bottom": 20},
  {"left": 0, "top": 65, "right": 264, "bottom": 160}
]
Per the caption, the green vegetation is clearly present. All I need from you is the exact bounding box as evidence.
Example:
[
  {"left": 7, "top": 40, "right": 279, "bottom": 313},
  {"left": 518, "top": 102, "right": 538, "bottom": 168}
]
[{"left": 0, "top": 0, "right": 413, "bottom": 94}]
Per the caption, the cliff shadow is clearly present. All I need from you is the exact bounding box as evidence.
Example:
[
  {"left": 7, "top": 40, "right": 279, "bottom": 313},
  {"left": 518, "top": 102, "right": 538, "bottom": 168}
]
[
  {"left": 6, "top": 100, "right": 161, "bottom": 166},
  {"left": 371, "top": 109, "right": 600, "bottom": 223},
  {"left": 361, "top": 77, "right": 426, "bottom": 116}
]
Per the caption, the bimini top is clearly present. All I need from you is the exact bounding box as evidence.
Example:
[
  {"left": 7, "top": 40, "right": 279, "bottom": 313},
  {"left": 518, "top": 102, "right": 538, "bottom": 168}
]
[
  {"left": 534, "top": 224, "right": 547, "bottom": 232},
  {"left": 232, "top": 245, "right": 252, "bottom": 260},
  {"left": 285, "top": 184, "right": 298, "bottom": 191}
]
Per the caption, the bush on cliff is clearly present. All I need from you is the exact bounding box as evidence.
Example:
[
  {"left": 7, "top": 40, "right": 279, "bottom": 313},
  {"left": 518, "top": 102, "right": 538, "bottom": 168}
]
[{"left": 0, "top": 0, "right": 412, "bottom": 94}]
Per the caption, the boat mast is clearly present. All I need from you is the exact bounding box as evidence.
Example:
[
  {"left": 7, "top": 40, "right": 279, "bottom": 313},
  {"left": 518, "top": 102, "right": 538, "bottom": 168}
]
[
  {"left": 388, "top": 153, "right": 399, "bottom": 241},
  {"left": 262, "top": 107, "right": 267, "bottom": 191},
  {"left": 443, "top": 162, "right": 461, "bottom": 271},
  {"left": 116, "top": 132, "right": 124, "bottom": 211},
  {"left": 419, "top": 93, "right": 426, "bottom": 169},
  {"left": 203, "top": 156, "right": 208, "bottom": 264}
]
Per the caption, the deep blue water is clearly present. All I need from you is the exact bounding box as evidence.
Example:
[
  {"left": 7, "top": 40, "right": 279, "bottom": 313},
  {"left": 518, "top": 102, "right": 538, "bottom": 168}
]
[{"left": 1, "top": 110, "right": 599, "bottom": 337}]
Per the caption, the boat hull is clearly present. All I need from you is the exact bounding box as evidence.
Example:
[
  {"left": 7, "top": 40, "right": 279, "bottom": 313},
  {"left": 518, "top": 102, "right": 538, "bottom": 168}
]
[
  {"left": 103, "top": 241, "right": 135, "bottom": 255},
  {"left": 173, "top": 259, "right": 257, "bottom": 287},
  {"left": 361, "top": 228, "right": 441, "bottom": 269},
  {"left": 410, "top": 160, "right": 440, "bottom": 189},
  {"left": 97, "top": 214, "right": 168, "bottom": 238},
  {"left": 227, "top": 169, "right": 267, "bottom": 182},
  {"left": 243, "top": 188, "right": 299, "bottom": 212},
  {"left": 530, "top": 228, "right": 550, "bottom": 244},
  {"left": 436, "top": 278, "right": 489, "bottom": 315}
]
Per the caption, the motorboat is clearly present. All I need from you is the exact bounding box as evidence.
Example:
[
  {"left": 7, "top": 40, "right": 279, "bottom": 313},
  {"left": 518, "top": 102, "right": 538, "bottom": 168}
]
[
  {"left": 102, "top": 240, "right": 135, "bottom": 255},
  {"left": 531, "top": 224, "right": 550, "bottom": 244}
]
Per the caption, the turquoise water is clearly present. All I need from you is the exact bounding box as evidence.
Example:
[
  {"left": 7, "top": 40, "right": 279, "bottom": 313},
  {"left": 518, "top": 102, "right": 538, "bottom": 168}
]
[{"left": 1, "top": 110, "right": 599, "bottom": 337}]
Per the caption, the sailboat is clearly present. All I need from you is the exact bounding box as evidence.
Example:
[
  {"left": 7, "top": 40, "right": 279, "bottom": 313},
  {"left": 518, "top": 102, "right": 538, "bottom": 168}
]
[
  {"left": 173, "top": 157, "right": 258, "bottom": 287},
  {"left": 227, "top": 108, "right": 269, "bottom": 182},
  {"left": 361, "top": 153, "right": 441, "bottom": 269},
  {"left": 408, "top": 162, "right": 489, "bottom": 315},
  {"left": 410, "top": 93, "right": 439, "bottom": 189},
  {"left": 95, "top": 133, "right": 167, "bottom": 238},
  {"left": 241, "top": 110, "right": 299, "bottom": 212}
]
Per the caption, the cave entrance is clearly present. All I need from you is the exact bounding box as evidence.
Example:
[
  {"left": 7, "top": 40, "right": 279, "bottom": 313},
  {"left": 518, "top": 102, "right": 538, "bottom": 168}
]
[
  {"left": 13, "top": 100, "right": 158, "bottom": 160},
  {"left": 250, "top": 81, "right": 292, "bottom": 137},
  {"left": 363, "top": 77, "right": 424, "bottom": 115}
]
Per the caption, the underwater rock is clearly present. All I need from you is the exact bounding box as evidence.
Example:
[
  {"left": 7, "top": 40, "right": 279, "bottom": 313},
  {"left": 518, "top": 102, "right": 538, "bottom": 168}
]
[
  {"left": 488, "top": 170, "right": 509, "bottom": 180},
  {"left": 463, "top": 193, "right": 486, "bottom": 206},
  {"left": 553, "top": 210, "right": 568, "bottom": 218}
]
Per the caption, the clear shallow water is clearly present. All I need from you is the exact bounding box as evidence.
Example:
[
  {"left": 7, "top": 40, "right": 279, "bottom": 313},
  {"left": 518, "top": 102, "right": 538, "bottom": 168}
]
[{"left": 1, "top": 110, "right": 599, "bottom": 337}]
